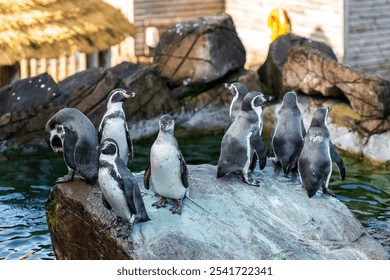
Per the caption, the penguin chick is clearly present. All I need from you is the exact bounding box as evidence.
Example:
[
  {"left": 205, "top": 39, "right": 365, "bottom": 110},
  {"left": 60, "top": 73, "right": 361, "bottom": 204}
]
[
  {"left": 98, "top": 88, "right": 136, "bottom": 165},
  {"left": 269, "top": 91, "right": 306, "bottom": 175},
  {"left": 298, "top": 107, "right": 346, "bottom": 198},
  {"left": 98, "top": 138, "right": 150, "bottom": 237},
  {"left": 144, "top": 115, "right": 189, "bottom": 215},
  {"left": 45, "top": 108, "right": 98, "bottom": 184},
  {"left": 217, "top": 91, "right": 274, "bottom": 186}
]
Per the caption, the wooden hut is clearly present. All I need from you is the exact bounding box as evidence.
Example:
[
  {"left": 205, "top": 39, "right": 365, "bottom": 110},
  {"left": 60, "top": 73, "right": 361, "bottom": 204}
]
[
  {"left": 226, "top": 0, "right": 390, "bottom": 77},
  {"left": 0, "top": 0, "right": 136, "bottom": 86}
]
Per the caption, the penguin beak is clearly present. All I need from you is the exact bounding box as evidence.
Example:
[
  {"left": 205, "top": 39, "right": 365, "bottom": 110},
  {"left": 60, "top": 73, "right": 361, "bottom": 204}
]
[
  {"left": 254, "top": 94, "right": 274, "bottom": 106},
  {"left": 327, "top": 106, "right": 332, "bottom": 112},
  {"left": 223, "top": 83, "right": 232, "bottom": 90},
  {"left": 265, "top": 95, "right": 275, "bottom": 102},
  {"left": 124, "top": 91, "right": 137, "bottom": 99}
]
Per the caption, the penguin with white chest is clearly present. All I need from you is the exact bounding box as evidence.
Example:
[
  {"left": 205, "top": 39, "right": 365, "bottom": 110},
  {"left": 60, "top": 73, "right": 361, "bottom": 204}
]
[
  {"left": 45, "top": 108, "right": 99, "bottom": 184},
  {"left": 98, "top": 88, "right": 136, "bottom": 165},
  {"left": 98, "top": 138, "right": 150, "bottom": 237},
  {"left": 269, "top": 91, "right": 306, "bottom": 175},
  {"left": 217, "top": 91, "right": 274, "bottom": 186},
  {"left": 144, "top": 115, "right": 189, "bottom": 215},
  {"left": 298, "top": 107, "right": 346, "bottom": 198},
  {"left": 224, "top": 81, "right": 259, "bottom": 171}
]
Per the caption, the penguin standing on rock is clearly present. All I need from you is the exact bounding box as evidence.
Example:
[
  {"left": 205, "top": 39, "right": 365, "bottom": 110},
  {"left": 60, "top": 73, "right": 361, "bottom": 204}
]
[
  {"left": 98, "top": 88, "right": 136, "bottom": 165},
  {"left": 144, "top": 115, "right": 189, "bottom": 215},
  {"left": 298, "top": 107, "right": 346, "bottom": 198},
  {"left": 225, "top": 81, "right": 258, "bottom": 171},
  {"left": 98, "top": 138, "right": 150, "bottom": 237},
  {"left": 45, "top": 108, "right": 99, "bottom": 184},
  {"left": 269, "top": 91, "right": 306, "bottom": 175},
  {"left": 217, "top": 91, "right": 274, "bottom": 186}
]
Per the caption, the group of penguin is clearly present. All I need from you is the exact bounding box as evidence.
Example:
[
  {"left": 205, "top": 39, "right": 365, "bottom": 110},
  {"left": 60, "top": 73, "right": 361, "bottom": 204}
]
[
  {"left": 45, "top": 89, "right": 188, "bottom": 237},
  {"left": 45, "top": 82, "right": 346, "bottom": 237},
  {"left": 219, "top": 82, "right": 345, "bottom": 198}
]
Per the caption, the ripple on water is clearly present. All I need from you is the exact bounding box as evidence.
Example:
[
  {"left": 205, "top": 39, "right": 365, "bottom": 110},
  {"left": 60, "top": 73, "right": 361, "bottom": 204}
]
[{"left": 0, "top": 185, "right": 54, "bottom": 260}]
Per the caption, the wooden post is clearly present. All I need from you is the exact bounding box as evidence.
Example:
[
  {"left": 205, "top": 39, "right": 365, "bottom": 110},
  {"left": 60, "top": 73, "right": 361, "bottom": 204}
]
[
  {"left": 38, "top": 58, "right": 47, "bottom": 74},
  {"left": 30, "top": 59, "right": 38, "bottom": 77},
  {"left": 78, "top": 53, "right": 87, "bottom": 72},
  {"left": 20, "top": 59, "right": 29, "bottom": 79},
  {"left": 68, "top": 54, "right": 77, "bottom": 76},
  {"left": 48, "top": 58, "right": 58, "bottom": 82},
  {"left": 58, "top": 56, "right": 67, "bottom": 81}
]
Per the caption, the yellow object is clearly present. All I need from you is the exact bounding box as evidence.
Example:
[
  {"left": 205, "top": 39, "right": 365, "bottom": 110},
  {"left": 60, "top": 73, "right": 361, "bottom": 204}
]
[{"left": 268, "top": 8, "right": 291, "bottom": 42}]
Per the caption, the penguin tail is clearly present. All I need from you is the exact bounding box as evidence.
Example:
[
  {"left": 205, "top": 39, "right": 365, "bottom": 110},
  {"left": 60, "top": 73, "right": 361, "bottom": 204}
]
[
  {"left": 307, "top": 189, "right": 317, "bottom": 198},
  {"left": 136, "top": 212, "right": 151, "bottom": 222},
  {"left": 217, "top": 167, "right": 227, "bottom": 178}
]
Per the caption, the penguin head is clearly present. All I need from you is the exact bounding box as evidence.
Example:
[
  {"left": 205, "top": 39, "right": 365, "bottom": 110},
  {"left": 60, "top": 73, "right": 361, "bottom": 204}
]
[
  {"left": 241, "top": 91, "right": 274, "bottom": 112},
  {"left": 159, "top": 114, "right": 175, "bottom": 133},
  {"left": 310, "top": 107, "right": 331, "bottom": 128},
  {"left": 282, "top": 91, "right": 298, "bottom": 108},
  {"left": 47, "top": 124, "right": 67, "bottom": 155},
  {"left": 224, "top": 82, "right": 249, "bottom": 98},
  {"left": 107, "top": 88, "right": 137, "bottom": 106},
  {"left": 98, "top": 138, "right": 119, "bottom": 158}
]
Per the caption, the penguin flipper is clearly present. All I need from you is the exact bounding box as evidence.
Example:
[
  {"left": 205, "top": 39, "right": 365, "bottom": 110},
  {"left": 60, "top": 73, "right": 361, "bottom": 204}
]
[
  {"left": 63, "top": 127, "right": 77, "bottom": 170},
  {"left": 179, "top": 152, "right": 189, "bottom": 188},
  {"left": 269, "top": 121, "right": 277, "bottom": 155},
  {"left": 102, "top": 195, "right": 112, "bottom": 210},
  {"left": 144, "top": 161, "right": 151, "bottom": 190},
  {"left": 125, "top": 123, "right": 134, "bottom": 164},
  {"left": 97, "top": 117, "right": 106, "bottom": 143},
  {"left": 131, "top": 179, "right": 150, "bottom": 222},
  {"left": 251, "top": 134, "right": 267, "bottom": 170},
  {"left": 120, "top": 169, "right": 137, "bottom": 215},
  {"left": 121, "top": 168, "right": 150, "bottom": 222},
  {"left": 330, "top": 143, "right": 346, "bottom": 180},
  {"left": 301, "top": 119, "right": 306, "bottom": 138},
  {"left": 285, "top": 143, "right": 304, "bottom": 175}
]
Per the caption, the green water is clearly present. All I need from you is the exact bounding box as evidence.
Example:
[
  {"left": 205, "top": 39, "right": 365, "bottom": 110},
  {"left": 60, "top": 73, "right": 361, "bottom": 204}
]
[{"left": 0, "top": 130, "right": 389, "bottom": 259}]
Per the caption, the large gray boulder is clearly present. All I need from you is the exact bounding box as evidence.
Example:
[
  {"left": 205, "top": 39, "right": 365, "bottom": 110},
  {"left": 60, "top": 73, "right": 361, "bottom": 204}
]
[
  {"left": 46, "top": 163, "right": 388, "bottom": 260},
  {"left": 257, "top": 33, "right": 337, "bottom": 98},
  {"left": 0, "top": 73, "right": 62, "bottom": 154},
  {"left": 283, "top": 46, "right": 390, "bottom": 126},
  {"left": 155, "top": 13, "right": 246, "bottom": 86}
]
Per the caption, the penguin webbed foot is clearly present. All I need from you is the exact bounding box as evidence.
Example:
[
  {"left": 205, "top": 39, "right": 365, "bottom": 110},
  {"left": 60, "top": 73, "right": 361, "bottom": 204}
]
[
  {"left": 170, "top": 200, "right": 183, "bottom": 215},
  {"left": 117, "top": 224, "right": 132, "bottom": 239},
  {"left": 56, "top": 174, "right": 74, "bottom": 183},
  {"left": 322, "top": 187, "right": 336, "bottom": 197},
  {"left": 242, "top": 173, "right": 260, "bottom": 187},
  {"left": 104, "top": 216, "right": 121, "bottom": 230},
  {"left": 152, "top": 197, "right": 168, "bottom": 208}
]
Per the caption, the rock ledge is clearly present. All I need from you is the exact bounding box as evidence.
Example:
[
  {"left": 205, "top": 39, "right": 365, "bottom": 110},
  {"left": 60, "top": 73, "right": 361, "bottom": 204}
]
[{"left": 46, "top": 163, "right": 388, "bottom": 260}]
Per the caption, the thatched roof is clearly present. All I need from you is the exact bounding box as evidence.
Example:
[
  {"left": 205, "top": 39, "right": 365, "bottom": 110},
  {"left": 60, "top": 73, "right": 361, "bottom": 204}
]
[{"left": 0, "top": 0, "right": 136, "bottom": 66}]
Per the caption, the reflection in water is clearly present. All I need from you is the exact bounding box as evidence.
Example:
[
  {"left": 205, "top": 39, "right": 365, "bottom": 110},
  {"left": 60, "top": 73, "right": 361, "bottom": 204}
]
[{"left": 0, "top": 130, "right": 389, "bottom": 259}]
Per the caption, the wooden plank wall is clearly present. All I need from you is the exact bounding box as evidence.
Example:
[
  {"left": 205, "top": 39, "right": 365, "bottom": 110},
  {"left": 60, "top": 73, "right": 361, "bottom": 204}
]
[
  {"left": 225, "top": 0, "right": 344, "bottom": 66},
  {"left": 133, "top": 0, "right": 224, "bottom": 60},
  {"left": 345, "top": 0, "right": 390, "bottom": 77}
]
